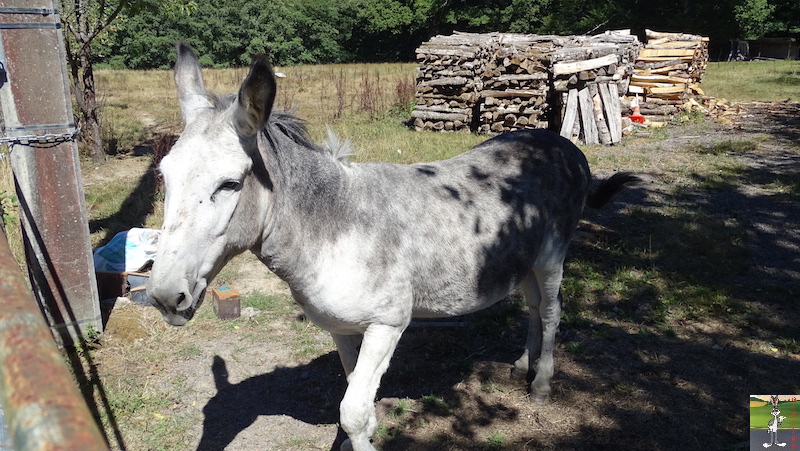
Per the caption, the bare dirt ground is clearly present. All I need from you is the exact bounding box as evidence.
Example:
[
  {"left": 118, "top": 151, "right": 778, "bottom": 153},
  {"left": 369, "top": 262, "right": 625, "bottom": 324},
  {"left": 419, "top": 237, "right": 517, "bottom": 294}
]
[{"left": 84, "top": 103, "right": 800, "bottom": 451}]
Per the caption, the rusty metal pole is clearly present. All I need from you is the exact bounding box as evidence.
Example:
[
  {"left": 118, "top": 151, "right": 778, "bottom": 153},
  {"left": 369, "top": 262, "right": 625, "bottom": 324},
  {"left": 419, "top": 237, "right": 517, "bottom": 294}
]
[
  {"left": 0, "top": 227, "right": 107, "bottom": 450},
  {"left": 0, "top": 0, "right": 102, "bottom": 346}
]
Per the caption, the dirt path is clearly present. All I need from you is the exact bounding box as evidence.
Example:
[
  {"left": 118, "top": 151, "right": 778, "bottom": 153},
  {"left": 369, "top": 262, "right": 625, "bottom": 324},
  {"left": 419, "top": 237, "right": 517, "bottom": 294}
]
[{"left": 88, "top": 104, "right": 800, "bottom": 450}]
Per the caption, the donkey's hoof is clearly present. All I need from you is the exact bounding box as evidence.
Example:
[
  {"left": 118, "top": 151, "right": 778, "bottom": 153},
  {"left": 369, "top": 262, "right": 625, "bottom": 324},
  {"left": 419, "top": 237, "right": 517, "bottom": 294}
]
[
  {"left": 530, "top": 393, "right": 550, "bottom": 405},
  {"left": 340, "top": 437, "right": 377, "bottom": 451},
  {"left": 340, "top": 438, "right": 353, "bottom": 451},
  {"left": 510, "top": 365, "right": 528, "bottom": 382}
]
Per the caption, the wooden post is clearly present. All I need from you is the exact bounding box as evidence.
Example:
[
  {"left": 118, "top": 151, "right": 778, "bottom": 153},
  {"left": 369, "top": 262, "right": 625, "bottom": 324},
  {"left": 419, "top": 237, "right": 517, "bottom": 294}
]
[
  {"left": 560, "top": 89, "right": 578, "bottom": 140},
  {"left": 0, "top": 0, "right": 102, "bottom": 346},
  {"left": 577, "top": 87, "right": 599, "bottom": 145}
]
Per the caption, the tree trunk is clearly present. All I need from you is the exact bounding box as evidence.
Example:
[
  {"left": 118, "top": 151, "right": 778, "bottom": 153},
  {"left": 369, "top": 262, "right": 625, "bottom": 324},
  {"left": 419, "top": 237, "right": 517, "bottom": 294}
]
[
  {"left": 78, "top": 51, "right": 104, "bottom": 163},
  {"left": 61, "top": 0, "right": 116, "bottom": 164}
]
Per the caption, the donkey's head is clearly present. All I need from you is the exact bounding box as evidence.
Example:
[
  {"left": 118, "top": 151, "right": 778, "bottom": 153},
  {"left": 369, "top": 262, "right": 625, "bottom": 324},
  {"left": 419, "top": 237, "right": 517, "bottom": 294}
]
[{"left": 147, "top": 43, "right": 276, "bottom": 325}]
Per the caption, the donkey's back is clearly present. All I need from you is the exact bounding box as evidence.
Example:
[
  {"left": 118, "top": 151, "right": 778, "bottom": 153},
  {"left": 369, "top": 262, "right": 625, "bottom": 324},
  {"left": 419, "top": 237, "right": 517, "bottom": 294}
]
[{"left": 343, "top": 129, "right": 593, "bottom": 319}]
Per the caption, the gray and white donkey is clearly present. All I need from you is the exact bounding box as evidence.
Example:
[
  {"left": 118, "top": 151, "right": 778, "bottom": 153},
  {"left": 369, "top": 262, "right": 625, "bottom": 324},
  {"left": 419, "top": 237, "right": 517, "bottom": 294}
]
[{"left": 147, "top": 43, "right": 638, "bottom": 451}]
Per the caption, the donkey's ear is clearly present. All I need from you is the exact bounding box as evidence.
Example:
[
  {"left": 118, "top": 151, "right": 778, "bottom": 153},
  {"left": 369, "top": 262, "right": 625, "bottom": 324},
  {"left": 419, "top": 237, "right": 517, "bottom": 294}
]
[
  {"left": 174, "top": 42, "right": 212, "bottom": 125},
  {"left": 234, "top": 55, "right": 276, "bottom": 138}
]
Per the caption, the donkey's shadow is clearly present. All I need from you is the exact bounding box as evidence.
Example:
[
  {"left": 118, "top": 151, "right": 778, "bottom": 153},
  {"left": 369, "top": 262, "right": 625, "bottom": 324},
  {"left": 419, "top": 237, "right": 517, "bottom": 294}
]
[
  {"left": 198, "top": 354, "right": 347, "bottom": 450},
  {"left": 198, "top": 305, "right": 523, "bottom": 451}
]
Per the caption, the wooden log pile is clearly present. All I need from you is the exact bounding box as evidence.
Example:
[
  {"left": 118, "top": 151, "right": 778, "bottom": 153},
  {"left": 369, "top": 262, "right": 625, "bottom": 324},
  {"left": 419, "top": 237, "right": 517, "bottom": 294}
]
[
  {"left": 415, "top": 29, "right": 723, "bottom": 143},
  {"left": 628, "top": 29, "right": 710, "bottom": 121},
  {"left": 412, "top": 32, "right": 496, "bottom": 132},
  {"left": 477, "top": 34, "right": 559, "bottom": 134},
  {"left": 553, "top": 31, "right": 641, "bottom": 144}
]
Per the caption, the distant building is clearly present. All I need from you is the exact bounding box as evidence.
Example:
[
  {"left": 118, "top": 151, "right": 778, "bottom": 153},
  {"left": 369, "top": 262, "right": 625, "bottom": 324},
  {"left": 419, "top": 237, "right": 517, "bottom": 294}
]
[{"left": 729, "top": 37, "right": 798, "bottom": 60}]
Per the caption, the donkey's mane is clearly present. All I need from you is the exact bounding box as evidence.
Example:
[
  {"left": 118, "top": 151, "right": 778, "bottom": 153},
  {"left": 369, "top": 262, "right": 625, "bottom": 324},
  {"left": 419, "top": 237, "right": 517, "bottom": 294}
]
[{"left": 210, "top": 92, "right": 349, "bottom": 162}]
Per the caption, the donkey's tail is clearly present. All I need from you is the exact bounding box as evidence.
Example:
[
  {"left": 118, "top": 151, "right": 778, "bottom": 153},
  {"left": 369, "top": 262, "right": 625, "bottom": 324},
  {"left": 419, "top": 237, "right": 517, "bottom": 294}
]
[{"left": 586, "top": 173, "right": 640, "bottom": 209}]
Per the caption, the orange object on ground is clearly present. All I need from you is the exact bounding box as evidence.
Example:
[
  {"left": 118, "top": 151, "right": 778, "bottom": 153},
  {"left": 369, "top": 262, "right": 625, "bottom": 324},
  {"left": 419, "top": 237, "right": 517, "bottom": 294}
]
[{"left": 629, "top": 95, "right": 645, "bottom": 123}]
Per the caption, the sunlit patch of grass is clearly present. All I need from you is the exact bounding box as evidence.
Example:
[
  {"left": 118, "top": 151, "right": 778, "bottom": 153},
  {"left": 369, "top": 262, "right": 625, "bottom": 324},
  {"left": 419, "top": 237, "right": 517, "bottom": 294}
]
[
  {"left": 671, "top": 109, "right": 705, "bottom": 126},
  {"left": 685, "top": 139, "right": 759, "bottom": 155},
  {"left": 290, "top": 317, "right": 330, "bottom": 360},
  {"left": 763, "top": 175, "right": 800, "bottom": 199},
  {"left": 486, "top": 431, "right": 507, "bottom": 449},
  {"left": 704, "top": 60, "right": 800, "bottom": 102}
]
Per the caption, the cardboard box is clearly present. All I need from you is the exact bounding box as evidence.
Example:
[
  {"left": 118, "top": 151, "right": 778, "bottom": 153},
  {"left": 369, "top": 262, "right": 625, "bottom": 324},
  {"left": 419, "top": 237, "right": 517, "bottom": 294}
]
[
  {"left": 95, "top": 271, "right": 150, "bottom": 305},
  {"left": 211, "top": 285, "right": 240, "bottom": 319}
]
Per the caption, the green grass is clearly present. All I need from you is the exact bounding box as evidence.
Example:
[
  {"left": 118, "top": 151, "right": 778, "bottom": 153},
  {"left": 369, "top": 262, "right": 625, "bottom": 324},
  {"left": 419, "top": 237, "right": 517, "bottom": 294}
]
[
  {"left": 750, "top": 401, "right": 800, "bottom": 429},
  {"left": 703, "top": 60, "right": 800, "bottom": 102},
  {"left": 486, "top": 431, "right": 507, "bottom": 449}
]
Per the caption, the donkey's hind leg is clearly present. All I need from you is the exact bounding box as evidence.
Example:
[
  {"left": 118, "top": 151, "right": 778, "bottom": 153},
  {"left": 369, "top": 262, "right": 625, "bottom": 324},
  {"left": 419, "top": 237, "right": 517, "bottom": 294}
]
[
  {"left": 512, "top": 272, "right": 542, "bottom": 382},
  {"left": 529, "top": 260, "right": 564, "bottom": 404},
  {"left": 514, "top": 246, "right": 566, "bottom": 405},
  {"left": 339, "top": 323, "right": 405, "bottom": 451}
]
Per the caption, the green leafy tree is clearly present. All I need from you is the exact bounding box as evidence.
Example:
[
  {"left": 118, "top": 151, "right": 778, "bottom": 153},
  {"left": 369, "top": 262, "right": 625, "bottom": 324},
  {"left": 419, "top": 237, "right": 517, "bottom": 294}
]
[{"left": 735, "top": 0, "right": 778, "bottom": 39}]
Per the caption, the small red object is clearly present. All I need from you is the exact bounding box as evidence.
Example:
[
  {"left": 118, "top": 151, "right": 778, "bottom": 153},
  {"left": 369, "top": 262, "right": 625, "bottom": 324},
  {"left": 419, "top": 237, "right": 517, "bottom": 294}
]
[{"left": 630, "top": 104, "right": 645, "bottom": 123}]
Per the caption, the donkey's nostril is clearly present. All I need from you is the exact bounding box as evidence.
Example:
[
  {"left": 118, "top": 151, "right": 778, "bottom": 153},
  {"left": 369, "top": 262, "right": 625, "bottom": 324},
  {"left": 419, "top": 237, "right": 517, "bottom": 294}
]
[{"left": 176, "top": 291, "right": 193, "bottom": 311}]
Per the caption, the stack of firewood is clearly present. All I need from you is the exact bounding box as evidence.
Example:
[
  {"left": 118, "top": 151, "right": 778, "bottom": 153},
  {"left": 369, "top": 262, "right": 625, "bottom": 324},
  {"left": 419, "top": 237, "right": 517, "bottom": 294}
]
[
  {"left": 628, "top": 29, "right": 710, "bottom": 120},
  {"left": 412, "top": 32, "right": 496, "bottom": 132},
  {"left": 414, "top": 29, "right": 715, "bottom": 141},
  {"left": 477, "top": 34, "right": 559, "bottom": 134},
  {"left": 553, "top": 31, "right": 641, "bottom": 144}
]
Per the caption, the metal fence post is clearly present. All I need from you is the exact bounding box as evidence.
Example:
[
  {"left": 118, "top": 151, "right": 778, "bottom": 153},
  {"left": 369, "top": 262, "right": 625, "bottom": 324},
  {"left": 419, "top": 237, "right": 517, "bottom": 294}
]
[
  {"left": 0, "top": 227, "right": 108, "bottom": 450},
  {"left": 0, "top": 0, "right": 102, "bottom": 346}
]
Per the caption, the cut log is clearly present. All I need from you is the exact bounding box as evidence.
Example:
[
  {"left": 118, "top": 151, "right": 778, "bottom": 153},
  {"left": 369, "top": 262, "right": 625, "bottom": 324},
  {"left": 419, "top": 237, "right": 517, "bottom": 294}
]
[
  {"left": 552, "top": 54, "right": 619, "bottom": 75},
  {"left": 600, "top": 83, "right": 622, "bottom": 143},
  {"left": 639, "top": 48, "right": 696, "bottom": 58},
  {"left": 631, "top": 74, "right": 691, "bottom": 84},
  {"left": 560, "top": 89, "right": 579, "bottom": 139},
  {"left": 577, "top": 88, "right": 599, "bottom": 145},
  {"left": 411, "top": 110, "right": 469, "bottom": 122},
  {"left": 418, "top": 77, "right": 470, "bottom": 87},
  {"left": 590, "top": 84, "right": 612, "bottom": 144},
  {"left": 481, "top": 89, "right": 547, "bottom": 98},
  {"left": 649, "top": 85, "right": 687, "bottom": 94}
]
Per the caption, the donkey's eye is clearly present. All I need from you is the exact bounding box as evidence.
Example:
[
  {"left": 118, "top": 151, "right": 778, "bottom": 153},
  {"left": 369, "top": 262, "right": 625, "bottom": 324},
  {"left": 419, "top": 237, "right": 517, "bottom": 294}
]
[{"left": 219, "top": 180, "right": 241, "bottom": 191}]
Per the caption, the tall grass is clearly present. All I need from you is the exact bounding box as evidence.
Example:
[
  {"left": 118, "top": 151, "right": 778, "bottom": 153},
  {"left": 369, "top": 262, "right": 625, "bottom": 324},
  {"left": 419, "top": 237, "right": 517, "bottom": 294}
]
[
  {"left": 94, "top": 59, "right": 800, "bottom": 161},
  {"left": 703, "top": 60, "right": 800, "bottom": 102},
  {"left": 94, "top": 63, "right": 421, "bottom": 154}
]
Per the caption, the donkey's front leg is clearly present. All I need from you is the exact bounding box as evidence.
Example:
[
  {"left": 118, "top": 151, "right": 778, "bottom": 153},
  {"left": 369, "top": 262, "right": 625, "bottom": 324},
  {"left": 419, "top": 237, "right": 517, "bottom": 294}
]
[
  {"left": 339, "top": 323, "right": 405, "bottom": 451},
  {"left": 331, "top": 332, "right": 363, "bottom": 379}
]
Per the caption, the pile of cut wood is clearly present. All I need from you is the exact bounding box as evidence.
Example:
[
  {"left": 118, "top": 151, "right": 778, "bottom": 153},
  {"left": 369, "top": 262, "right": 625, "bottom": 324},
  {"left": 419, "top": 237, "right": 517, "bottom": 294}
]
[
  {"left": 412, "top": 29, "right": 712, "bottom": 142},
  {"left": 412, "top": 32, "right": 496, "bottom": 132},
  {"left": 477, "top": 34, "right": 558, "bottom": 134},
  {"left": 412, "top": 31, "right": 641, "bottom": 144},
  {"left": 553, "top": 31, "right": 641, "bottom": 144},
  {"left": 628, "top": 29, "right": 710, "bottom": 121}
]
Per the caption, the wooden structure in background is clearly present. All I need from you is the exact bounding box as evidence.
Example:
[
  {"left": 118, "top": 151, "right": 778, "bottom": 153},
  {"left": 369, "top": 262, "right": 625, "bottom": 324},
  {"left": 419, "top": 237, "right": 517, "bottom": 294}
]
[{"left": 627, "top": 29, "right": 710, "bottom": 122}]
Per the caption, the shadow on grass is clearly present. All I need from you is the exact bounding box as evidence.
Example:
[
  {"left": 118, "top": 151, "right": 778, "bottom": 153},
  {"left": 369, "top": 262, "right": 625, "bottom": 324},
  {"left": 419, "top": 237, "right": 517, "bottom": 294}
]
[
  {"left": 197, "top": 353, "right": 345, "bottom": 450},
  {"left": 195, "top": 295, "right": 798, "bottom": 449},
  {"left": 89, "top": 133, "right": 176, "bottom": 246}
]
